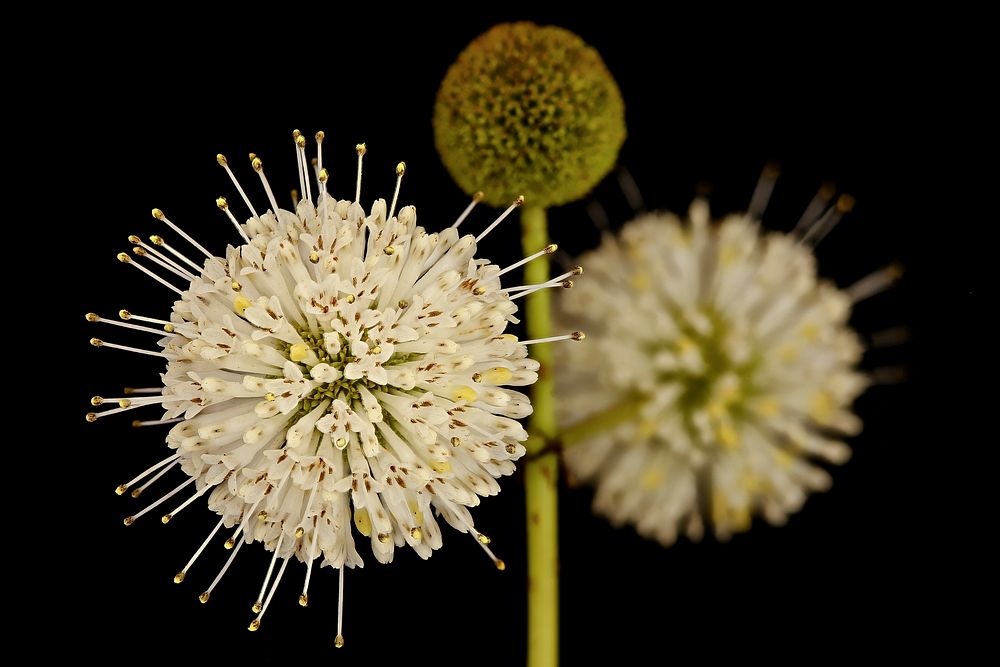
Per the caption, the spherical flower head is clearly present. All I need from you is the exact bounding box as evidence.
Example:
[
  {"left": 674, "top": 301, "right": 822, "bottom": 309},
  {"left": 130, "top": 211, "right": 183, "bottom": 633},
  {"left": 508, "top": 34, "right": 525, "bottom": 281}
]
[
  {"left": 94, "top": 138, "right": 539, "bottom": 638},
  {"left": 554, "top": 200, "right": 869, "bottom": 545},
  {"left": 434, "top": 22, "right": 626, "bottom": 208}
]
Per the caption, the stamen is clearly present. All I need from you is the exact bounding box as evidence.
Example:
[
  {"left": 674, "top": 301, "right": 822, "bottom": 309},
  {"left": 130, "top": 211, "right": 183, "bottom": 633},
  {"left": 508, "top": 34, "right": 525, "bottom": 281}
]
[
  {"left": 299, "top": 487, "right": 320, "bottom": 606},
  {"left": 128, "top": 459, "right": 179, "bottom": 499},
  {"left": 355, "top": 143, "right": 366, "bottom": 203},
  {"left": 292, "top": 130, "right": 306, "bottom": 201},
  {"left": 868, "top": 326, "right": 910, "bottom": 348},
  {"left": 150, "top": 208, "right": 213, "bottom": 260},
  {"left": 162, "top": 482, "right": 211, "bottom": 524},
  {"left": 748, "top": 162, "right": 780, "bottom": 219},
  {"left": 617, "top": 167, "right": 646, "bottom": 213},
  {"left": 250, "top": 557, "right": 290, "bottom": 631},
  {"left": 586, "top": 200, "right": 611, "bottom": 232},
  {"left": 89, "top": 337, "right": 165, "bottom": 358},
  {"left": 296, "top": 133, "right": 313, "bottom": 204},
  {"left": 132, "top": 417, "right": 183, "bottom": 428},
  {"left": 254, "top": 533, "right": 284, "bottom": 613},
  {"left": 318, "top": 168, "right": 330, "bottom": 225},
  {"left": 315, "top": 131, "right": 325, "bottom": 178},
  {"left": 799, "top": 194, "right": 855, "bottom": 247},
  {"left": 124, "top": 476, "right": 197, "bottom": 525},
  {"left": 793, "top": 182, "right": 836, "bottom": 234},
  {"left": 149, "top": 235, "right": 204, "bottom": 274},
  {"left": 475, "top": 196, "right": 523, "bottom": 243},
  {"left": 250, "top": 154, "right": 282, "bottom": 214},
  {"left": 201, "top": 537, "right": 245, "bottom": 603},
  {"left": 131, "top": 246, "right": 195, "bottom": 283},
  {"left": 116, "top": 252, "right": 184, "bottom": 295},
  {"left": 388, "top": 162, "right": 406, "bottom": 221},
  {"left": 451, "top": 191, "right": 484, "bottom": 229},
  {"left": 519, "top": 332, "right": 585, "bottom": 345},
  {"left": 217, "top": 153, "right": 259, "bottom": 220},
  {"left": 846, "top": 263, "right": 904, "bottom": 303},
  {"left": 174, "top": 516, "right": 227, "bottom": 584},
  {"left": 128, "top": 235, "right": 197, "bottom": 281},
  {"left": 85, "top": 313, "right": 167, "bottom": 336},
  {"left": 497, "top": 244, "right": 558, "bottom": 277},
  {"left": 216, "top": 197, "right": 252, "bottom": 244},
  {"left": 224, "top": 494, "right": 267, "bottom": 549},
  {"left": 118, "top": 310, "right": 178, "bottom": 331},
  {"left": 115, "top": 454, "right": 180, "bottom": 495},
  {"left": 335, "top": 566, "right": 345, "bottom": 648}
]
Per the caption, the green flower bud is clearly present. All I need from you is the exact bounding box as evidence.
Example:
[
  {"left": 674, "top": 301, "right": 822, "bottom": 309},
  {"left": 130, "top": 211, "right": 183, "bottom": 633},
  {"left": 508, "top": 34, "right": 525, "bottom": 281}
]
[{"left": 434, "top": 22, "right": 626, "bottom": 209}]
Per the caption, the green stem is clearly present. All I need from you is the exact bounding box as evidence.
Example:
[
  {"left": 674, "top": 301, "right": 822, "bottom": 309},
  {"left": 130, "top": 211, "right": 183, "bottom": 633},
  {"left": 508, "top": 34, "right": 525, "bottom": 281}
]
[
  {"left": 559, "top": 397, "right": 642, "bottom": 448},
  {"left": 521, "top": 205, "right": 558, "bottom": 667}
]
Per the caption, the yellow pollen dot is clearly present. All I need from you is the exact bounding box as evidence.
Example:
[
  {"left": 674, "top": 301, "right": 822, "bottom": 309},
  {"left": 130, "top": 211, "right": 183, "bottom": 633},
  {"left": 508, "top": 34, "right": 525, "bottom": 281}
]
[
  {"left": 115, "top": 484, "right": 128, "bottom": 495},
  {"left": 431, "top": 460, "right": 452, "bottom": 474},
  {"left": 85, "top": 312, "right": 99, "bottom": 322},
  {"left": 810, "top": 392, "right": 834, "bottom": 424},
  {"left": 449, "top": 385, "right": 478, "bottom": 402},
  {"left": 118, "top": 399, "right": 132, "bottom": 408},
  {"left": 495, "top": 559, "right": 506, "bottom": 571},
  {"left": 641, "top": 468, "right": 663, "bottom": 489},
  {"left": 377, "top": 532, "right": 391, "bottom": 544},
  {"left": 231, "top": 280, "right": 242, "bottom": 291},
  {"left": 224, "top": 538, "right": 235, "bottom": 549},
  {"left": 251, "top": 601, "right": 263, "bottom": 614},
  {"left": 289, "top": 343, "right": 309, "bottom": 361},
  {"left": 199, "top": 592, "right": 210, "bottom": 604},
  {"left": 473, "top": 286, "right": 486, "bottom": 295},
  {"left": 85, "top": 412, "right": 97, "bottom": 422},
  {"left": 353, "top": 508, "right": 372, "bottom": 536},
  {"left": 265, "top": 393, "right": 276, "bottom": 402},
  {"left": 309, "top": 251, "right": 320, "bottom": 263},
  {"left": 717, "top": 423, "right": 740, "bottom": 449},
  {"left": 233, "top": 295, "right": 252, "bottom": 316},
  {"left": 335, "top": 635, "right": 345, "bottom": 648},
  {"left": 161, "top": 514, "right": 172, "bottom": 524},
  {"left": 119, "top": 309, "right": 131, "bottom": 319},
  {"left": 398, "top": 300, "right": 409, "bottom": 309},
  {"left": 151, "top": 208, "right": 164, "bottom": 220},
  {"left": 410, "top": 527, "right": 422, "bottom": 542},
  {"left": 123, "top": 516, "right": 135, "bottom": 526},
  {"left": 370, "top": 345, "right": 382, "bottom": 355},
  {"left": 257, "top": 511, "right": 268, "bottom": 521},
  {"left": 89, "top": 337, "right": 104, "bottom": 346},
  {"left": 91, "top": 396, "right": 104, "bottom": 406},
  {"left": 295, "top": 527, "right": 304, "bottom": 538},
  {"left": 408, "top": 501, "right": 423, "bottom": 527},
  {"left": 477, "top": 533, "right": 491, "bottom": 545},
  {"left": 215, "top": 197, "right": 228, "bottom": 209},
  {"left": 774, "top": 450, "right": 794, "bottom": 468},
  {"left": 248, "top": 619, "right": 260, "bottom": 632},
  {"left": 216, "top": 154, "right": 228, "bottom": 166},
  {"left": 298, "top": 594, "right": 309, "bottom": 607},
  {"left": 383, "top": 245, "right": 395, "bottom": 255},
  {"left": 754, "top": 398, "right": 780, "bottom": 417},
  {"left": 173, "top": 572, "right": 185, "bottom": 584},
  {"left": 344, "top": 294, "right": 356, "bottom": 304},
  {"left": 482, "top": 367, "right": 513, "bottom": 384},
  {"left": 336, "top": 437, "right": 348, "bottom": 449}
]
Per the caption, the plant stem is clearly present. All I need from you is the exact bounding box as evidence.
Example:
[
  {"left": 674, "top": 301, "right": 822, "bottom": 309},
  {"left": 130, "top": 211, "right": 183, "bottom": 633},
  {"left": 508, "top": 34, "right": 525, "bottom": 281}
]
[
  {"left": 560, "top": 397, "right": 643, "bottom": 448},
  {"left": 521, "top": 205, "right": 558, "bottom": 667}
]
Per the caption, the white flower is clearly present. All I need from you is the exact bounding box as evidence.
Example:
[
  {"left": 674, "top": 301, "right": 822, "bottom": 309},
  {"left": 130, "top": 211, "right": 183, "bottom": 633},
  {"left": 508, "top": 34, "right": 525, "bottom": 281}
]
[
  {"left": 86, "top": 133, "right": 550, "bottom": 643},
  {"left": 555, "top": 196, "right": 899, "bottom": 545}
]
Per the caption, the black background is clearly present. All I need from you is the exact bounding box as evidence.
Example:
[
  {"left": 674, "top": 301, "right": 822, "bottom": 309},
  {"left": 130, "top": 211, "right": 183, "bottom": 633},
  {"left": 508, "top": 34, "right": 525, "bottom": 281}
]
[{"left": 68, "top": 11, "right": 971, "bottom": 664}]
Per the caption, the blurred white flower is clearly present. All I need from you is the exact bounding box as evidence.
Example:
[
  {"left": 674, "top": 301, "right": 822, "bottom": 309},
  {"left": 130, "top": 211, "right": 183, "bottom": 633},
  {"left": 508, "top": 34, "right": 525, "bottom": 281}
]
[
  {"left": 87, "top": 134, "right": 546, "bottom": 643},
  {"left": 556, "top": 196, "right": 898, "bottom": 544}
]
